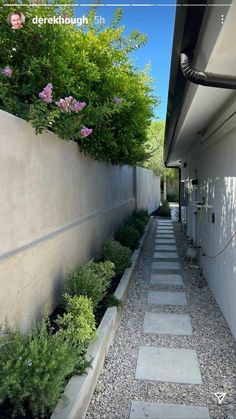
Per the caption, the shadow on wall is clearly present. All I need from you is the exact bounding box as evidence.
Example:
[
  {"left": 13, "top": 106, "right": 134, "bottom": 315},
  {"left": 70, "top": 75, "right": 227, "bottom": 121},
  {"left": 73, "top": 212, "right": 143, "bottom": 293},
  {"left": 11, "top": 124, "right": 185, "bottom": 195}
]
[{"left": 198, "top": 174, "right": 236, "bottom": 336}]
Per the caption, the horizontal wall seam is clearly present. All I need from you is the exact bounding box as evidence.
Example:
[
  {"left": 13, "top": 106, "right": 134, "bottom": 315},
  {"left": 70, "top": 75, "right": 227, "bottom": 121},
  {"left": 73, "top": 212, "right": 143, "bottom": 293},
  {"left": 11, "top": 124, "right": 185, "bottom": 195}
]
[{"left": 0, "top": 198, "right": 135, "bottom": 263}]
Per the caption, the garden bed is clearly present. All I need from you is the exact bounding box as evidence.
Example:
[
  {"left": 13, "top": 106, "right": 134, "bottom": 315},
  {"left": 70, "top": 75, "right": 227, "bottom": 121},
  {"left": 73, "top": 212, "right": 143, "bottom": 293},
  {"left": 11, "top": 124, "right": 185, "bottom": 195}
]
[
  {"left": 48, "top": 272, "right": 122, "bottom": 333},
  {"left": 0, "top": 211, "right": 149, "bottom": 419},
  {"left": 0, "top": 400, "right": 50, "bottom": 419},
  {"left": 51, "top": 221, "right": 150, "bottom": 419}
]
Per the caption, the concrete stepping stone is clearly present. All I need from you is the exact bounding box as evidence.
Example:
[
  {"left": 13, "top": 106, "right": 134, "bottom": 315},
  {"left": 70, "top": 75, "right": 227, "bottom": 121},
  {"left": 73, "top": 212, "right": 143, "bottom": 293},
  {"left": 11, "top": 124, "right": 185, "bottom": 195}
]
[
  {"left": 155, "top": 237, "right": 175, "bottom": 242},
  {"left": 153, "top": 252, "right": 178, "bottom": 259},
  {"left": 150, "top": 273, "right": 184, "bottom": 286},
  {"left": 155, "top": 239, "right": 176, "bottom": 244},
  {"left": 156, "top": 231, "right": 175, "bottom": 235},
  {"left": 148, "top": 290, "right": 187, "bottom": 306},
  {"left": 143, "top": 312, "right": 192, "bottom": 335},
  {"left": 130, "top": 401, "right": 210, "bottom": 419},
  {"left": 135, "top": 346, "right": 202, "bottom": 384},
  {"left": 152, "top": 261, "right": 180, "bottom": 270},
  {"left": 158, "top": 226, "right": 172, "bottom": 229},
  {"left": 155, "top": 245, "right": 177, "bottom": 251}
]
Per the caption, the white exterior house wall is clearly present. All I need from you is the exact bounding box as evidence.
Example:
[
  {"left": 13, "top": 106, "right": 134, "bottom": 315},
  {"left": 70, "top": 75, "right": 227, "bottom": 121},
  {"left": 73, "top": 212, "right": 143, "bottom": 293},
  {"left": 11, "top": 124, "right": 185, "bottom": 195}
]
[{"left": 181, "top": 117, "right": 236, "bottom": 339}]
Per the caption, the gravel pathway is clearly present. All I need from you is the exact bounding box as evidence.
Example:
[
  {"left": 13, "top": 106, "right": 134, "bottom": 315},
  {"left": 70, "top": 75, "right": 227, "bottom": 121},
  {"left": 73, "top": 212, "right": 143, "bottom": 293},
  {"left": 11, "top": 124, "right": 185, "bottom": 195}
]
[{"left": 86, "top": 217, "right": 236, "bottom": 419}]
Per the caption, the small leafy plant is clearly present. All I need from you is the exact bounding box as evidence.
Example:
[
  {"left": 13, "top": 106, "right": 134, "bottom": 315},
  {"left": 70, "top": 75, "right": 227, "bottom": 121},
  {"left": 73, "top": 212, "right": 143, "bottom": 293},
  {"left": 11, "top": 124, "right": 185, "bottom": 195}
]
[
  {"left": 103, "top": 294, "right": 121, "bottom": 308},
  {"left": 103, "top": 239, "right": 132, "bottom": 275},
  {"left": 0, "top": 318, "right": 79, "bottom": 418},
  {"left": 56, "top": 294, "right": 96, "bottom": 348},
  {"left": 156, "top": 200, "right": 171, "bottom": 217},
  {"left": 127, "top": 217, "right": 146, "bottom": 235},
  {"left": 65, "top": 260, "right": 115, "bottom": 309},
  {"left": 132, "top": 209, "right": 149, "bottom": 224},
  {"left": 114, "top": 225, "right": 140, "bottom": 250}
]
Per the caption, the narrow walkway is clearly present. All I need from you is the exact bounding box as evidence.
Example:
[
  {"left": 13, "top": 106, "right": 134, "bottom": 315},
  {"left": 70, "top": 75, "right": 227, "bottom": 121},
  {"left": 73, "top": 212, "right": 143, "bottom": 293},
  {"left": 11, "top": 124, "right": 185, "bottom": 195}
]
[{"left": 86, "top": 217, "right": 236, "bottom": 419}]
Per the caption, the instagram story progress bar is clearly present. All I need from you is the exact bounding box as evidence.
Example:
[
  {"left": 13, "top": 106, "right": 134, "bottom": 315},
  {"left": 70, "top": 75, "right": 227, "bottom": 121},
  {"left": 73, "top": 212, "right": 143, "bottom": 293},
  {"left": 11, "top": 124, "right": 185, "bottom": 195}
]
[{"left": 3, "top": 2, "right": 233, "bottom": 7}]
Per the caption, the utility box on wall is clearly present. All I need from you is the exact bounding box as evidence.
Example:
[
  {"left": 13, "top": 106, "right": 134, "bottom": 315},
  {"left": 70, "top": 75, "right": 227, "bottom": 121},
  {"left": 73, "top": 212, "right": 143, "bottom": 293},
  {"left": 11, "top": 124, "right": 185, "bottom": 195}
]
[{"left": 180, "top": 181, "right": 187, "bottom": 206}]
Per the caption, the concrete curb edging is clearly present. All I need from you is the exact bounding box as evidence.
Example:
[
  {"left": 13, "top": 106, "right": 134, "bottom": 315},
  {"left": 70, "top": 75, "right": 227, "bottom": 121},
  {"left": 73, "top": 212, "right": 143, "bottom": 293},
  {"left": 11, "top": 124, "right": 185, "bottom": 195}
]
[{"left": 51, "top": 221, "right": 150, "bottom": 419}]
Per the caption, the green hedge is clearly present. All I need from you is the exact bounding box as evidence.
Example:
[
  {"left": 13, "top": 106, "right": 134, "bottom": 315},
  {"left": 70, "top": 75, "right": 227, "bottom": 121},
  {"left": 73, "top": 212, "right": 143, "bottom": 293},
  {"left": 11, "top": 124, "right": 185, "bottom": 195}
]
[
  {"left": 64, "top": 260, "right": 115, "bottom": 309},
  {"left": 156, "top": 200, "right": 171, "bottom": 217},
  {"left": 114, "top": 225, "right": 140, "bottom": 250},
  {"left": 0, "top": 5, "right": 157, "bottom": 165},
  {"left": 103, "top": 239, "right": 132, "bottom": 275}
]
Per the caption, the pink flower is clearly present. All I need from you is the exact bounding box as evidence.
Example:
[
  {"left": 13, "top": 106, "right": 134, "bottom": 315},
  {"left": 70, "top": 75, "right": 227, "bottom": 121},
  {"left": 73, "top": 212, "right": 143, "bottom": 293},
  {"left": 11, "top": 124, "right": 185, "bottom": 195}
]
[
  {"left": 56, "top": 98, "right": 69, "bottom": 111},
  {"left": 2, "top": 66, "right": 12, "bottom": 77},
  {"left": 56, "top": 96, "right": 86, "bottom": 113},
  {"left": 80, "top": 126, "right": 93, "bottom": 137},
  {"left": 70, "top": 100, "right": 86, "bottom": 113},
  {"left": 114, "top": 97, "right": 123, "bottom": 104},
  {"left": 39, "top": 83, "right": 53, "bottom": 103}
]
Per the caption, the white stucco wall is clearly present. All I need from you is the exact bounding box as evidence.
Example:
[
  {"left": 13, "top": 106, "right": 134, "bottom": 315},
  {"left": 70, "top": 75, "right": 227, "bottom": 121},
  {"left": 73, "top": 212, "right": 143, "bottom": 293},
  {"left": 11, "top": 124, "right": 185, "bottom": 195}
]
[
  {"left": 136, "top": 167, "right": 160, "bottom": 213},
  {"left": 181, "top": 119, "right": 236, "bottom": 339},
  {"left": 0, "top": 110, "right": 160, "bottom": 330}
]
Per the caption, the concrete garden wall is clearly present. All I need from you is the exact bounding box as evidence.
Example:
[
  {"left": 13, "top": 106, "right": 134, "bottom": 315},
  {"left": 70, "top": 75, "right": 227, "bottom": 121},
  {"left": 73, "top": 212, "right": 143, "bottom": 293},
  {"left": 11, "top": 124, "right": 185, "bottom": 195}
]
[
  {"left": 0, "top": 110, "right": 160, "bottom": 331},
  {"left": 180, "top": 113, "right": 236, "bottom": 339}
]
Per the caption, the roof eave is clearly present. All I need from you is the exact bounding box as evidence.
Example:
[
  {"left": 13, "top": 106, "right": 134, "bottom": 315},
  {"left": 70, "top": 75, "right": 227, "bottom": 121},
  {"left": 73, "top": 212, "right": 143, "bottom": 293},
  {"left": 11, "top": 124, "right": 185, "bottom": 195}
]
[{"left": 164, "top": 0, "right": 207, "bottom": 166}]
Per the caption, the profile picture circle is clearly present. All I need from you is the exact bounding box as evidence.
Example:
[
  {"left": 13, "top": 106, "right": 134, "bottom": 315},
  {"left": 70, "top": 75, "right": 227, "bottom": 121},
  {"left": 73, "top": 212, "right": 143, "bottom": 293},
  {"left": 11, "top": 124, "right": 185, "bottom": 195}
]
[{"left": 7, "top": 11, "right": 25, "bottom": 30}]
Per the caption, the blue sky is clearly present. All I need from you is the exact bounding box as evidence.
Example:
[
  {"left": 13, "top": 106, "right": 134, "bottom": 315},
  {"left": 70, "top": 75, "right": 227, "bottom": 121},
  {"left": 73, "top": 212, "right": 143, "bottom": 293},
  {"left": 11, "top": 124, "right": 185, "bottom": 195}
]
[{"left": 75, "top": 4, "right": 176, "bottom": 121}]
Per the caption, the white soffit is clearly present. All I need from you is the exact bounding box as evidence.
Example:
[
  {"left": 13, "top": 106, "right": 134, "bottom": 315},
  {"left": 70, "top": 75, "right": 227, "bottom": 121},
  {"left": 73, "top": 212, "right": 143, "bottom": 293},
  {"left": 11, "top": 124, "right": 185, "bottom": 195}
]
[{"left": 169, "top": 1, "right": 236, "bottom": 163}]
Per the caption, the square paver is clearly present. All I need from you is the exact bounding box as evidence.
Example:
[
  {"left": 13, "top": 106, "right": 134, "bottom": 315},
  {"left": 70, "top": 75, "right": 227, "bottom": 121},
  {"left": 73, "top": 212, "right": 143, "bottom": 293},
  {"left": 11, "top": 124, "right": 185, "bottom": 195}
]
[
  {"left": 130, "top": 401, "right": 210, "bottom": 419},
  {"left": 153, "top": 252, "right": 179, "bottom": 259},
  {"left": 157, "top": 231, "right": 174, "bottom": 235},
  {"left": 157, "top": 232, "right": 174, "bottom": 236},
  {"left": 156, "top": 234, "right": 175, "bottom": 238},
  {"left": 155, "top": 239, "right": 176, "bottom": 244},
  {"left": 155, "top": 245, "right": 177, "bottom": 251},
  {"left": 150, "top": 273, "right": 184, "bottom": 286},
  {"left": 143, "top": 312, "right": 192, "bottom": 335},
  {"left": 157, "top": 231, "right": 174, "bottom": 234},
  {"left": 135, "top": 346, "right": 202, "bottom": 384},
  {"left": 148, "top": 290, "right": 187, "bottom": 305},
  {"left": 152, "top": 261, "right": 180, "bottom": 270}
]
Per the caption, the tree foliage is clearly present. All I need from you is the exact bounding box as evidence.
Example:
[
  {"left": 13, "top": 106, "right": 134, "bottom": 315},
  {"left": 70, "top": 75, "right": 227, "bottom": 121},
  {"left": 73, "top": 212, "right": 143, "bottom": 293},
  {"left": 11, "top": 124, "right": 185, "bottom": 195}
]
[
  {"left": 0, "top": 1, "right": 157, "bottom": 165},
  {"left": 143, "top": 120, "right": 176, "bottom": 178}
]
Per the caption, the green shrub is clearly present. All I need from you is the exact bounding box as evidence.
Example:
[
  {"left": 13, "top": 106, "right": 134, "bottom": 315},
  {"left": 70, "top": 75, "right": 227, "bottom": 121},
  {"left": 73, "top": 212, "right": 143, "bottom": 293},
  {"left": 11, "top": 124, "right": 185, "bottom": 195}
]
[
  {"left": 132, "top": 209, "right": 149, "bottom": 224},
  {"left": 167, "top": 193, "right": 179, "bottom": 203},
  {"left": 114, "top": 225, "right": 140, "bottom": 250},
  {"left": 56, "top": 294, "right": 96, "bottom": 348},
  {"left": 0, "top": 319, "right": 78, "bottom": 418},
  {"left": 124, "top": 215, "right": 145, "bottom": 235},
  {"left": 103, "top": 294, "right": 121, "bottom": 308},
  {"left": 65, "top": 260, "right": 115, "bottom": 309},
  {"left": 0, "top": 6, "right": 157, "bottom": 165},
  {"left": 131, "top": 217, "right": 146, "bottom": 235},
  {"left": 157, "top": 200, "right": 171, "bottom": 217},
  {"left": 103, "top": 239, "right": 132, "bottom": 275}
]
